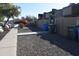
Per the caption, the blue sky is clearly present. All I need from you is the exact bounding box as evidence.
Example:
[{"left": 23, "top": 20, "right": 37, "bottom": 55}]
[{"left": 14, "top": 3, "right": 70, "bottom": 18}]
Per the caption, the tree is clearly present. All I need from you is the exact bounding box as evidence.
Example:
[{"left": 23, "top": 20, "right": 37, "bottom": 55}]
[
  {"left": 0, "top": 15, "right": 5, "bottom": 22},
  {"left": 26, "top": 16, "right": 37, "bottom": 22},
  {"left": 26, "top": 16, "right": 37, "bottom": 27},
  {"left": 0, "top": 3, "right": 21, "bottom": 30},
  {"left": 0, "top": 4, "right": 5, "bottom": 22}
]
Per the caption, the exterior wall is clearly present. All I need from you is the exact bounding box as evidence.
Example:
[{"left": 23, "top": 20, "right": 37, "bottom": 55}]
[
  {"left": 55, "top": 10, "right": 77, "bottom": 37},
  {"left": 56, "top": 17, "right": 64, "bottom": 36},
  {"left": 37, "top": 19, "right": 48, "bottom": 28},
  {"left": 62, "top": 7, "right": 72, "bottom": 16},
  {"left": 63, "top": 4, "right": 79, "bottom": 17},
  {"left": 55, "top": 10, "right": 64, "bottom": 36},
  {"left": 37, "top": 4, "right": 79, "bottom": 37},
  {"left": 76, "top": 17, "right": 79, "bottom": 26},
  {"left": 38, "top": 12, "right": 49, "bottom": 29},
  {"left": 62, "top": 17, "right": 76, "bottom": 36},
  {"left": 43, "top": 13, "right": 49, "bottom": 19},
  {"left": 38, "top": 14, "right": 43, "bottom": 19}
]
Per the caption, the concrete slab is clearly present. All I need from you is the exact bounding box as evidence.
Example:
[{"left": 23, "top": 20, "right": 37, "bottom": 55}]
[
  {"left": 0, "top": 47, "right": 16, "bottom": 56},
  {"left": 17, "top": 31, "right": 48, "bottom": 35},
  {"left": 0, "top": 28, "right": 17, "bottom": 56}
]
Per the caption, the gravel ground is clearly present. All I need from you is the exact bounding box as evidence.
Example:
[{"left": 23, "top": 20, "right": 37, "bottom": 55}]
[
  {"left": 18, "top": 25, "right": 45, "bottom": 33},
  {"left": 17, "top": 27, "right": 79, "bottom": 56},
  {"left": 17, "top": 34, "right": 73, "bottom": 56},
  {"left": 17, "top": 26, "right": 79, "bottom": 56},
  {"left": 18, "top": 27, "right": 31, "bottom": 33}
]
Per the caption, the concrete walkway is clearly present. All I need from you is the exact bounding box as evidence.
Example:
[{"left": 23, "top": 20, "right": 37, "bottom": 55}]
[{"left": 0, "top": 28, "right": 17, "bottom": 56}]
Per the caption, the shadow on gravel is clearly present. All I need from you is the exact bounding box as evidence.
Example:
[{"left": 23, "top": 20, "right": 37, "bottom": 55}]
[
  {"left": 27, "top": 24, "right": 44, "bottom": 32},
  {"left": 37, "top": 33, "right": 79, "bottom": 56},
  {"left": 27, "top": 25, "right": 79, "bottom": 56}
]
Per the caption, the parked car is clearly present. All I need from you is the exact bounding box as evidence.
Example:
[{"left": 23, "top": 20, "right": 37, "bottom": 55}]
[
  {"left": 0, "top": 26, "right": 4, "bottom": 32},
  {"left": 14, "top": 24, "right": 19, "bottom": 28}
]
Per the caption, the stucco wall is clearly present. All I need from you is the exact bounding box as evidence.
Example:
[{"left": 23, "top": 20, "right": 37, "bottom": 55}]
[
  {"left": 56, "top": 16, "right": 77, "bottom": 37},
  {"left": 37, "top": 19, "right": 48, "bottom": 28}
]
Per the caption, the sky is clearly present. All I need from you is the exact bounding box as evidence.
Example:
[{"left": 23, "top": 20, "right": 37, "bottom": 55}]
[{"left": 14, "top": 3, "right": 70, "bottom": 19}]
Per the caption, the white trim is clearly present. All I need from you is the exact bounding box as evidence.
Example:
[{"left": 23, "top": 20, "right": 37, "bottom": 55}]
[{"left": 17, "top": 31, "right": 48, "bottom": 35}]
